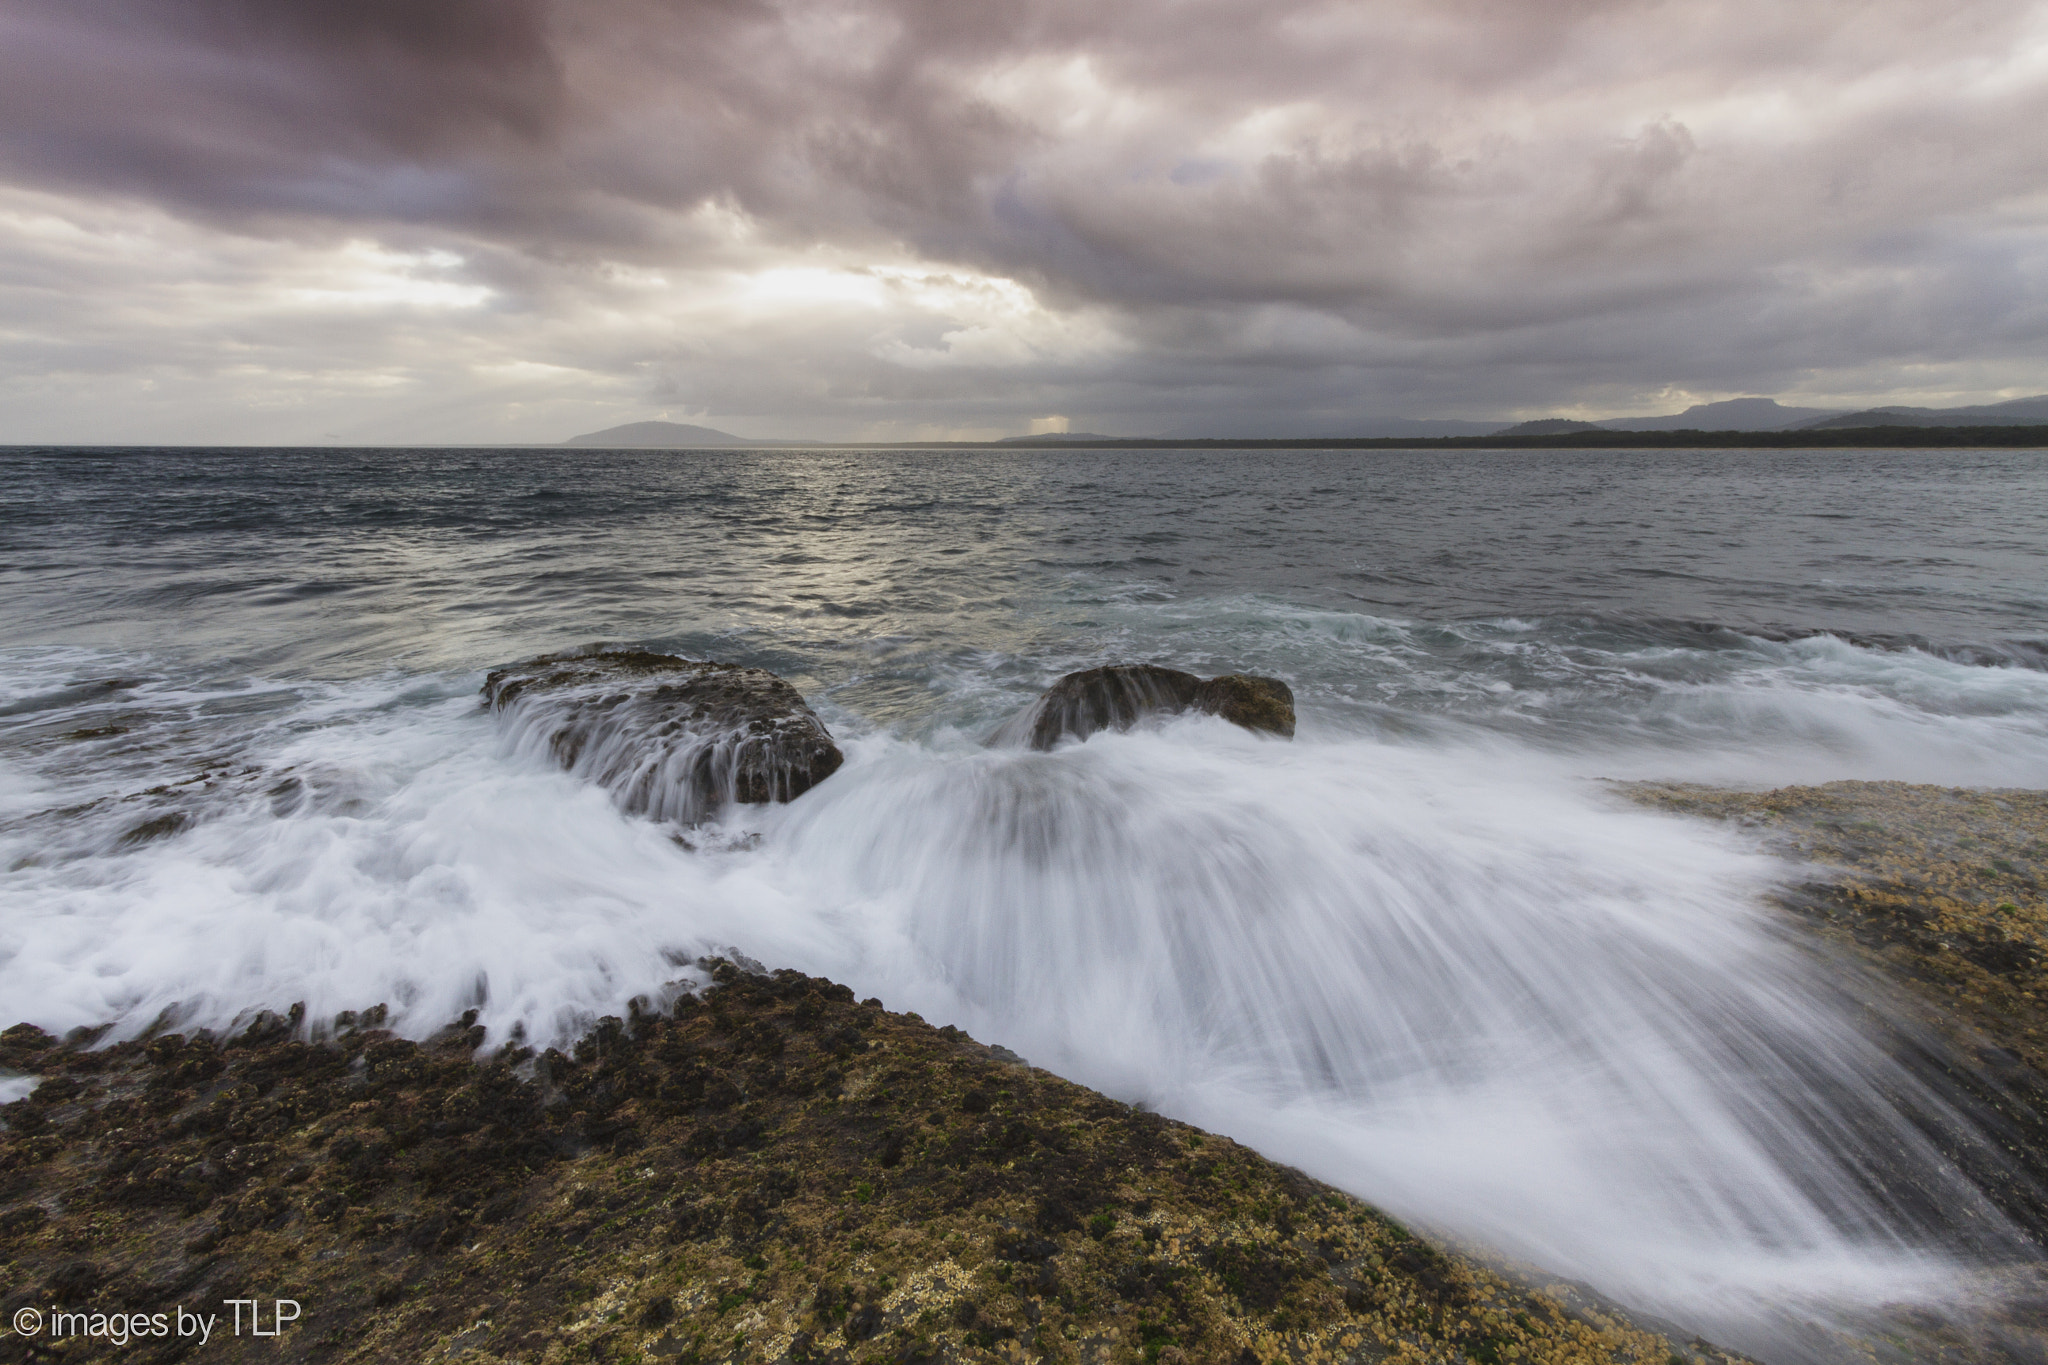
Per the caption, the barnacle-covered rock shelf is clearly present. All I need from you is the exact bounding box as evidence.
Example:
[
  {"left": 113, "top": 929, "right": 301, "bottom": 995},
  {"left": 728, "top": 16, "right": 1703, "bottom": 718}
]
[
  {"left": 1625, "top": 780, "right": 2048, "bottom": 1270},
  {"left": 1624, "top": 781, "right": 2048, "bottom": 1081},
  {"left": 0, "top": 966, "right": 1728, "bottom": 1365}
]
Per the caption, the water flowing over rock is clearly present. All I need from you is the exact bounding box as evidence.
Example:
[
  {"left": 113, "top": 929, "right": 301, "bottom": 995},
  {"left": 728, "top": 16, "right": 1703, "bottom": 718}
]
[
  {"left": 0, "top": 973, "right": 1759, "bottom": 1365},
  {"left": 484, "top": 650, "right": 843, "bottom": 822},
  {"left": 993, "top": 663, "right": 1296, "bottom": 749}
]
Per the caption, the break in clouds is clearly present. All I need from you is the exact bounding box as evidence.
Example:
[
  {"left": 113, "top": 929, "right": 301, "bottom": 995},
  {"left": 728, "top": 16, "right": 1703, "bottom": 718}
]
[{"left": 2, "top": 0, "right": 2046, "bottom": 442}]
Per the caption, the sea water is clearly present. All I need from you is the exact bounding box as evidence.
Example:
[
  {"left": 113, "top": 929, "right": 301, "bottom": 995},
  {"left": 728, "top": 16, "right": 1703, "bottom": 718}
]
[{"left": 3, "top": 444, "right": 2047, "bottom": 1354}]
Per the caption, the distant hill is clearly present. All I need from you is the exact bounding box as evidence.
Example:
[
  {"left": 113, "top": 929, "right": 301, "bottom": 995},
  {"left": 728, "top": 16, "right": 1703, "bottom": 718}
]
[
  {"left": 1802, "top": 409, "right": 1948, "bottom": 430},
  {"left": 561, "top": 400, "right": 2048, "bottom": 447},
  {"left": 1961, "top": 394, "right": 2048, "bottom": 421},
  {"left": 1490, "top": 419, "right": 1607, "bottom": 437},
  {"left": 1797, "top": 395, "right": 2048, "bottom": 430},
  {"left": 1601, "top": 398, "right": 1842, "bottom": 432},
  {"left": 1489, "top": 394, "right": 2048, "bottom": 435},
  {"left": 562, "top": 421, "right": 815, "bottom": 448}
]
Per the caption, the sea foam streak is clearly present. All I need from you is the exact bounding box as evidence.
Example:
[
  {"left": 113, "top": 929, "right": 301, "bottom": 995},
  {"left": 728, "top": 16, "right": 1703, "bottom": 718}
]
[
  {"left": 766, "top": 730, "right": 2015, "bottom": 1306},
  {"left": 2, "top": 638, "right": 2043, "bottom": 1354}
]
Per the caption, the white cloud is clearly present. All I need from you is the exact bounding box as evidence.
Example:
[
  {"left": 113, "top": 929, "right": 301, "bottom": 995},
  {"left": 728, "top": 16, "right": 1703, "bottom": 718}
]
[{"left": 1, "top": 0, "right": 2045, "bottom": 440}]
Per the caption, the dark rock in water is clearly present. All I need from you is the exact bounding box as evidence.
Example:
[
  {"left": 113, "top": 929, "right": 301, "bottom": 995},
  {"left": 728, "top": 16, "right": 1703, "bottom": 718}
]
[
  {"left": 996, "top": 663, "right": 1295, "bottom": 749},
  {"left": 1009, "top": 664, "right": 1203, "bottom": 748},
  {"left": 1192, "top": 672, "right": 1297, "bottom": 737},
  {"left": 483, "top": 650, "right": 843, "bottom": 822}
]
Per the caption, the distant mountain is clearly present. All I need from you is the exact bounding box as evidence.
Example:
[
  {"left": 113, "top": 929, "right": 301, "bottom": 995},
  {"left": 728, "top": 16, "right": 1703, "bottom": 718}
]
[
  {"left": 1796, "top": 395, "right": 2048, "bottom": 430},
  {"left": 1958, "top": 394, "right": 2048, "bottom": 421},
  {"left": 1601, "top": 398, "right": 1843, "bottom": 432},
  {"left": 1492, "top": 394, "right": 2048, "bottom": 435},
  {"left": 1801, "top": 409, "right": 1947, "bottom": 430},
  {"left": 562, "top": 421, "right": 815, "bottom": 447},
  {"left": 1490, "top": 419, "right": 1607, "bottom": 437},
  {"left": 561, "top": 399, "right": 2048, "bottom": 447}
]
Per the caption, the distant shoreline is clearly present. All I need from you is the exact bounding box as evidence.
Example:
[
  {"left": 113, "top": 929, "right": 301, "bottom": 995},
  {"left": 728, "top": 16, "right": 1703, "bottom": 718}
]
[
  {"left": 10, "top": 425, "right": 2048, "bottom": 452},
  {"left": 906, "top": 426, "right": 2048, "bottom": 449}
]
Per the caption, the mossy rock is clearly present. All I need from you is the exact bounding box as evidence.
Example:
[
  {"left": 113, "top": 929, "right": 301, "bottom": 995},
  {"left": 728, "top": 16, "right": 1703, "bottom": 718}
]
[
  {"left": 1000, "top": 665, "right": 1295, "bottom": 750},
  {"left": 1192, "top": 676, "right": 1295, "bottom": 740},
  {"left": 1623, "top": 781, "right": 2048, "bottom": 1062},
  {"left": 0, "top": 967, "right": 1721, "bottom": 1365},
  {"left": 1625, "top": 779, "right": 2048, "bottom": 1250},
  {"left": 482, "top": 649, "right": 844, "bottom": 821}
]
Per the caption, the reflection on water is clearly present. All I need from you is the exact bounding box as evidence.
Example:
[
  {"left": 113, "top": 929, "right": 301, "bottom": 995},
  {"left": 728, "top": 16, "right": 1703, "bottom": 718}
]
[
  {"left": 4, "top": 446, "right": 2045, "bottom": 694},
  {"left": 4, "top": 445, "right": 2048, "bottom": 1358}
]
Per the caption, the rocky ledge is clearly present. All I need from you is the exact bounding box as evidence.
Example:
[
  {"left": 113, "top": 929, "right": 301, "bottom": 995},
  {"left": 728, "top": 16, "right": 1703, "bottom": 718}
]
[
  {"left": 1626, "top": 781, "right": 2048, "bottom": 1258},
  {"left": 1624, "top": 781, "right": 2047, "bottom": 1075},
  {"left": 0, "top": 967, "right": 1730, "bottom": 1365}
]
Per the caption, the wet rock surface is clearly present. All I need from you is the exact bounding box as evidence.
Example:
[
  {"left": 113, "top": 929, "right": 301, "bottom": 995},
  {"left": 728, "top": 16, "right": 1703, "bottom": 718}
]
[
  {"left": 1628, "top": 780, "right": 2048, "bottom": 1294},
  {"left": 1626, "top": 781, "right": 2048, "bottom": 1068},
  {"left": 998, "top": 665, "right": 1296, "bottom": 750},
  {"left": 0, "top": 968, "right": 1729, "bottom": 1365},
  {"left": 484, "top": 651, "right": 843, "bottom": 823}
]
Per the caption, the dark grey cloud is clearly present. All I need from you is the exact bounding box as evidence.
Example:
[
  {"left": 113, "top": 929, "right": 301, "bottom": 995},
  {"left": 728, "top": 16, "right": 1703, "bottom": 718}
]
[
  {"left": 0, "top": 0, "right": 562, "bottom": 222},
  {"left": 0, "top": 0, "right": 2044, "bottom": 441}
]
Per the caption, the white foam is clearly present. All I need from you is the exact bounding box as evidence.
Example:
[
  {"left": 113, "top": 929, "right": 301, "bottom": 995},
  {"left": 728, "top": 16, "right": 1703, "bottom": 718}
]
[
  {"left": 2, "top": 638, "right": 2042, "bottom": 1346},
  {"left": 759, "top": 725, "right": 1998, "bottom": 1310}
]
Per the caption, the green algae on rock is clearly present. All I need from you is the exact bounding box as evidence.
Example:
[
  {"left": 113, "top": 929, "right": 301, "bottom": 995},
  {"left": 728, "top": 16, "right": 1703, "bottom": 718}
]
[
  {"left": 998, "top": 666, "right": 1297, "bottom": 750},
  {"left": 1623, "top": 782, "right": 2048, "bottom": 1072},
  {"left": 1624, "top": 779, "right": 2048, "bottom": 1303},
  {"left": 0, "top": 966, "right": 1723, "bottom": 1365}
]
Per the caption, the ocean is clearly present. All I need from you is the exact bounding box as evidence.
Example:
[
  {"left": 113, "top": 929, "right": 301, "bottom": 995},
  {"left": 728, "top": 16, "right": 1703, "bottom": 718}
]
[{"left": 4, "top": 444, "right": 2047, "bottom": 1352}]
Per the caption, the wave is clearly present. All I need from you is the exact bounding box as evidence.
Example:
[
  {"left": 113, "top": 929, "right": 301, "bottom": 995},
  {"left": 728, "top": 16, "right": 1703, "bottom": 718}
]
[{"left": 4, "top": 627, "right": 2047, "bottom": 1354}]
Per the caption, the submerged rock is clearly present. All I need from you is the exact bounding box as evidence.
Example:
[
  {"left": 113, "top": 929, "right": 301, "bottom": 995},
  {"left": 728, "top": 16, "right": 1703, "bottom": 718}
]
[
  {"left": 484, "top": 649, "right": 843, "bottom": 823},
  {"left": 994, "top": 663, "right": 1296, "bottom": 749}
]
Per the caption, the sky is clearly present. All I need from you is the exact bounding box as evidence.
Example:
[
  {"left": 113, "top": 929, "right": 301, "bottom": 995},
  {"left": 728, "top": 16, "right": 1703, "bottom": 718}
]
[{"left": 2, "top": 0, "right": 2046, "bottom": 444}]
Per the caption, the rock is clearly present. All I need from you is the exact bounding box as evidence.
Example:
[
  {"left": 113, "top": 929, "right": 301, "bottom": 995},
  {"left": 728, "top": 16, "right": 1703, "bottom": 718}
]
[
  {"left": 0, "top": 967, "right": 1753, "bottom": 1365},
  {"left": 483, "top": 650, "right": 843, "bottom": 823},
  {"left": 995, "top": 663, "right": 1295, "bottom": 750},
  {"left": 1192, "top": 673, "right": 1296, "bottom": 738}
]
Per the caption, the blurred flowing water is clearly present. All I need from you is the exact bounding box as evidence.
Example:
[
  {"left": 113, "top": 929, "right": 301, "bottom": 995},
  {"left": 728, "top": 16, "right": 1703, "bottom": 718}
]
[{"left": 4, "top": 444, "right": 2048, "bottom": 1354}]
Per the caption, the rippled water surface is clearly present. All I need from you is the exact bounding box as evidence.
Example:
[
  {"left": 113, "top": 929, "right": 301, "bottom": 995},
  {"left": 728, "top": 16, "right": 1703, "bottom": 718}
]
[
  {"left": 6, "top": 445, "right": 2047, "bottom": 677},
  {"left": 4, "top": 444, "right": 2048, "bottom": 1357}
]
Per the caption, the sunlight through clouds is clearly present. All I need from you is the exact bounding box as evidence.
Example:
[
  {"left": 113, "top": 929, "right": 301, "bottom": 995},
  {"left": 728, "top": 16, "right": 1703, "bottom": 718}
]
[
  {"left": 286, "top": 244, "right": 493, "bottom": 312},
  {"left": 0, "top": 0, "right": 2043, "bottom": 441}
]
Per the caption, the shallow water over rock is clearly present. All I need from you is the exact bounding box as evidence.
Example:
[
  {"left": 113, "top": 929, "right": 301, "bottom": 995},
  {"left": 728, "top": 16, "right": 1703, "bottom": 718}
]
[
  {"left": 484, "top": 649, "right": 843, "bottom": 824},
  {"left": 992, "top": 663, "right": 1296, "bottom": 749}
]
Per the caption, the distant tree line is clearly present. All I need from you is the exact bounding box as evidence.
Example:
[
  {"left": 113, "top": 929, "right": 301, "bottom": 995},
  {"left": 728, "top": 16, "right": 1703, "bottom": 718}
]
[{"left": 900, "top": 426, "right": 2048, "bottom": 450}]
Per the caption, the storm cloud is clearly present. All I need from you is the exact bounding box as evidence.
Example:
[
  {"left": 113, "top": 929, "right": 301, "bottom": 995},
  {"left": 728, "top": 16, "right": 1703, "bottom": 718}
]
[{"left": 2, "top": 0, "right": 2044, "bottom": 441}]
